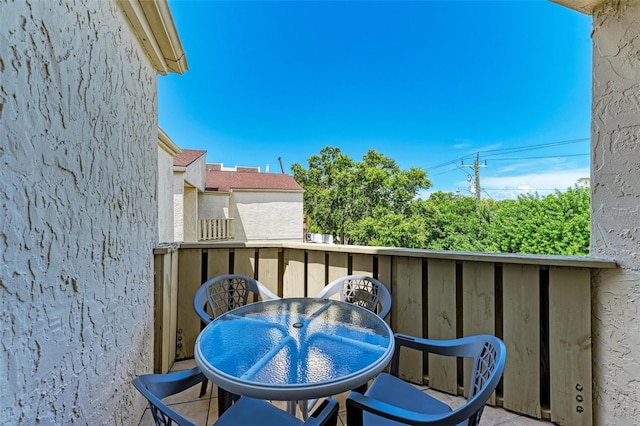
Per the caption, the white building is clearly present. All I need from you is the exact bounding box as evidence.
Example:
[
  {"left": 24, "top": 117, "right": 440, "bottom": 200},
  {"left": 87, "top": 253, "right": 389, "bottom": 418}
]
[
  {"left": 168, "top": 149, "right": 304, "bottom": 243},
  {"left": 201, "top": 163, "right": 305, "bottom": 242}
]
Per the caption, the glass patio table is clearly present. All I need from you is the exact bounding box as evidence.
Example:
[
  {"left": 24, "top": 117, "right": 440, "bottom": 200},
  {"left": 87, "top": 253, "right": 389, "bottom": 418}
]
[{"left": 194, "top": 297, "right": 394, "bottom": 417}]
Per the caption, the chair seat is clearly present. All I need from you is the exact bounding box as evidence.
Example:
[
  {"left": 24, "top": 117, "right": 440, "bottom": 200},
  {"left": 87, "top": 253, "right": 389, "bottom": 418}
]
[
  {"left": 214, "top": 397, "right": 303, "bottom": 426},
  {"left": 362, "top": 373, "right": 453, "bottom": 426}
]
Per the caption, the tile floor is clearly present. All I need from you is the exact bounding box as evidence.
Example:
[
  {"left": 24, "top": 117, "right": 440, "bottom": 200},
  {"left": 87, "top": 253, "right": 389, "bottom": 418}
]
[{"left": 137, "top": 360, "right": 554, "bottom": 426}]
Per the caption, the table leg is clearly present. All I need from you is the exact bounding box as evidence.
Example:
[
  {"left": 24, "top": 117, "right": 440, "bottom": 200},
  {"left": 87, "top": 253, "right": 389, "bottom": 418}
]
[
  {"left": 286, "top": 400, "right": 298, "bottom": 416},
  {"left": 218, "top": 388, "right": 238, "bottom": 415},
  {"left": 299, "top": 400, "right": 309, "bottom": 420}
]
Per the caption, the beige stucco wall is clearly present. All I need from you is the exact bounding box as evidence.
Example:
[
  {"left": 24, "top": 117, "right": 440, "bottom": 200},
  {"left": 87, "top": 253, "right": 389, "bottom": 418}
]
[
  {"left": 174, "top": 193, "right": 184, "bottom": 241},
  {"left": 183, "top": 156, "right": 206, "bottom": 191},
  {"left": 590, "top": 0, "right": 640, "bottom": 423},
  {"left": 183, "top": 185, "right": 199, "bottom": 241},
  {"left": 230, "top": 191, "right": 304, "bottom": 241},
  {"left": 199, "top": 192, "right": 230, "bottom": 219},
  {"left": 158, "top": 147, "right": 176, "bottom": 243},
  {"left": 1, "top": 0, "right": 158, "bottom": 422},
  {"left": 172, "top": 157, "right": 205, "bottom": 242}
]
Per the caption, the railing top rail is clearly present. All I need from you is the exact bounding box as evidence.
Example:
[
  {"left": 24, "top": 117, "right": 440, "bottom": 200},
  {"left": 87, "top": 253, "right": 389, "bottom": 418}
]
[{"left": 177, "top": 241, "right": 617, "bottom": 269}]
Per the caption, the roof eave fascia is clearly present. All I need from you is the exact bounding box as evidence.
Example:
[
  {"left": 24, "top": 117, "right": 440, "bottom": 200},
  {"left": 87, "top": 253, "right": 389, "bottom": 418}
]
[
  {"left": 117, "top": 0, "right": 188, "bottom": 75},
  {"left": 549, "top": 0, "right": 607, "bottom": 15},
  {"left": 158, "top": 128, "right": 182, "bottom": 156}
]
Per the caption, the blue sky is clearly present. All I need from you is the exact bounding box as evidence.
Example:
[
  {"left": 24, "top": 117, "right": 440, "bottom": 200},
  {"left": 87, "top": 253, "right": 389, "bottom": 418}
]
[{"left": 159, "top": 0, "right": 592, "bottom": 199}]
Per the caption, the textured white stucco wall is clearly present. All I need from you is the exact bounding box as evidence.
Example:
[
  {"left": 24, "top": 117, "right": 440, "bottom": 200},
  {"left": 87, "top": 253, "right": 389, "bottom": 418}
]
[
  {"left": 590, "top": 0, "right": 640, "bottom": 423},
  {"left": 173, "top": 172, "right": 185, "bottom": 241},
  {"left": 230, "top": 191, "right": 304, "bottom": 241},
  {"left": 1, "top": 0, "right": 158, "bottom": 422},
  {"left": 158, "top": 147, "right": 175, "bottom": 243}
]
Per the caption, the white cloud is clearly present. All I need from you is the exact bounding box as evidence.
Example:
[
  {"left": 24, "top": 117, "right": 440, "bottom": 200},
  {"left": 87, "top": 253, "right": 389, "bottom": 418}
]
[{"left": 482, "top": 168, "right": 590, "bottom": 200}]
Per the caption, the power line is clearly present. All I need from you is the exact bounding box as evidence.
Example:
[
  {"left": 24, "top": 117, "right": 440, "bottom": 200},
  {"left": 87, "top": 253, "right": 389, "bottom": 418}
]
[
  {"left": 489, "top": 153, "right": 589, "bottom": 161},
  {"left": 428, "top": 153, "right": 588, "bottom": 177},
  {"left": 478, "top": 138, "right": 589, "bottom": 156},
  {"left": 426, "top": 137, "right": 589, "bottom": 171},
  {"left": 484, "top": 188, "right": 566, "bottom": 191}
]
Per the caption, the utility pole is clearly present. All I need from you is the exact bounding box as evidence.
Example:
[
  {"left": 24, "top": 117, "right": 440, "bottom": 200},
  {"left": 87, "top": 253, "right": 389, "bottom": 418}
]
[{"left": 462, "top": 152, "right": 487, "bottom": 214}]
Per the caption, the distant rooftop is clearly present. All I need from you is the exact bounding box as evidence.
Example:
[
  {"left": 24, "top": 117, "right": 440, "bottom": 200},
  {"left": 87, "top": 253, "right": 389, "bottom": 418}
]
[{"left": 205, "top": 163, "right": 303, "bottom": 192}]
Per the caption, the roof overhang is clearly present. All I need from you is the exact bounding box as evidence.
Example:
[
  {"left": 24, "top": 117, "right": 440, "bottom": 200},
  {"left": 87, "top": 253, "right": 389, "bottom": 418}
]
[
  {"left": 550, "top": 0, "right": 608, "bottom": 15},
  {"left": 158, "top": 128, "right": 182, "bottom": 156},
  {"left": 117, "top": 0, "right": 188, "bottom": 75}
]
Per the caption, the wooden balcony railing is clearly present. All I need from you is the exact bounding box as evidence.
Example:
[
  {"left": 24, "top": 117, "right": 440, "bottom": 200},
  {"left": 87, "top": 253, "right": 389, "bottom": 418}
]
[
  {"left": 153, "top": 242, "right": 616, "bottom": 426},
  {"left": 198, "top": 218, "right": 233, "bottom": 241}
]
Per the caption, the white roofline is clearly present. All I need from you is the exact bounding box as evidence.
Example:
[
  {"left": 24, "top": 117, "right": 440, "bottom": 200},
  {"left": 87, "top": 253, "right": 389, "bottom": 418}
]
[{"left": 117, "top": 0, "right": 188, "bottom": 75}]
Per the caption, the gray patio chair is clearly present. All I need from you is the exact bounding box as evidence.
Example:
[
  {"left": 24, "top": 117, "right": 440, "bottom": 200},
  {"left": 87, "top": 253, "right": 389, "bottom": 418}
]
[
  {"left": 193, "top": 274, "right": 280, "bottom": 406},
  {"left": 193, "top": 274, "right": 279, "bottom": 324},
  {"left": 132, "top": 366, "right": 340, "bottom": 426},
  {"left": 345, "top": 333, "right": 507, "bottom": 425},
  {"left": 314, "top": 275, "right": 392, "bottom": 320}
]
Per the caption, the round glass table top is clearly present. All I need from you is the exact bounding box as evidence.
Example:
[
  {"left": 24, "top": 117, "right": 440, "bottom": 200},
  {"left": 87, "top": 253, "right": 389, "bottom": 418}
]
[{"left": 195, "top": 297, "right": 394, "bottom": 401}]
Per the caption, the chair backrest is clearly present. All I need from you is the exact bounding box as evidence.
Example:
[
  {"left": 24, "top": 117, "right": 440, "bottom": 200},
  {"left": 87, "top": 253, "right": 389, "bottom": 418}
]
[
  {"left": 463, "top": 335, "right": 506, "bottom": 425},
  {"left": 403, "top": 334, "right": 505, "bottom": 425},
  {"left": 193, "top": 274, "right": 279, "bottom": 324},
  {"left": 314, "top": 275, "right": 392, "bottom": 319},
  {"left": 132, "top": 367, "right": 205, "bottom": 426}
]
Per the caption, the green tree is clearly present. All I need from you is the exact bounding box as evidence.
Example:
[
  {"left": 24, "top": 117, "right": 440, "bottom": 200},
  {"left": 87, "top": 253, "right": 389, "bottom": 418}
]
[
  {"left": 488, "top": 186, "right": 590, "bottom": 255},
  {"left": 418, "top": 192, "right": 492, "bottom": 252},
  {"left": 292, "top": 147, "right": 431, "bottom": 244}
]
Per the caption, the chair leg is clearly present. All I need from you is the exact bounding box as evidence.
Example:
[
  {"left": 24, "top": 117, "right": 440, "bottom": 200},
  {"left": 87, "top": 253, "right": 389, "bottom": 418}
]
[
  {"left": 346, "top": 398, "right": 364, "bottom": 426},
  {"left": 199, "top": 378, "right": 208, "bottom": 397},
  {"left": 217, "top": 388, "right": 240, "bottom": 416}
]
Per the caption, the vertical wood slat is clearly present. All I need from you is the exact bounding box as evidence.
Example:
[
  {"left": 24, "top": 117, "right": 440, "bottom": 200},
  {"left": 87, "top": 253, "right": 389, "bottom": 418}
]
[
  {"left": 327, "top": 252, "right": 348, "bottom": 283},
  {"left": 176, "top": 249, "right": 202, "bottom": 359},
  {"left": 427, "top": 258, "right": 458, "bottom": 394},
  {"left": 352, "top": 253, "right": 373, "bottom": 276},
  {"left": 154, "top": 249, "right": 174, "bottom": 373},
  {"left": 377, "top": 255, "right": 392, "bottom": 287},
  {"left": 206, "top": 248, "right": 230, "bottom": 279},
  {"left": 169, "top": 248, "right": 179, "bottom": 369},
  {"left": 502, "top": 264, "right": 541, "bottom": 418},
  {"left": 393, "top": 256, "right": 424, "bottom": 383},
  {"left": 549, "top": 267, "right": 592, "bottom": 426},
  {"left": 283, "top": 248, "right": 305, "bottom": 297},
  {"left": 234, "top": 248, "right": 256, "bottom": 277},
  {"left": 378, "top": 255, "right": 392, "bottom": 325},
  {"left": 234, "top": 248, "right": 259, "bottom": 303},
  {"left": 462, "top": 261, "right": 495, "bottom": 402},
  {"left": 257, "top": 248, "right": 279, "bottom": 297},
  {"left": 307, "top": 250, "right": 326, "bottom": 297}
]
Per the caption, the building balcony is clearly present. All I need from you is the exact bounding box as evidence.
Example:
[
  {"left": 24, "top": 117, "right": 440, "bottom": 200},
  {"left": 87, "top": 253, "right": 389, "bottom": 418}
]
[
  {"left": 153, "top": 241, "right": 615, "bottom": 425},
  {"left": 198, "top": 218, "right": 234, "bottom": 241}
]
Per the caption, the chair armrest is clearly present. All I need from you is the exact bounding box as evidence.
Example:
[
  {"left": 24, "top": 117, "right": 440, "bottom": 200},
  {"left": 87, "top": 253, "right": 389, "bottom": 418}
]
[
  {"left": 390, "top": 334, "right": 490, "bottom": 375},
  {"left": 256, "top": 281, "right": 280, "bottom": 301},
  {"left": 193, "top": 285, "right": 213, "bottom": 324},
  {"left": 305, "top": 398, "right": 339, "bottom": 426},
  {"left": 346, "top": 392, "right": 451, "bottom": 425}
]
